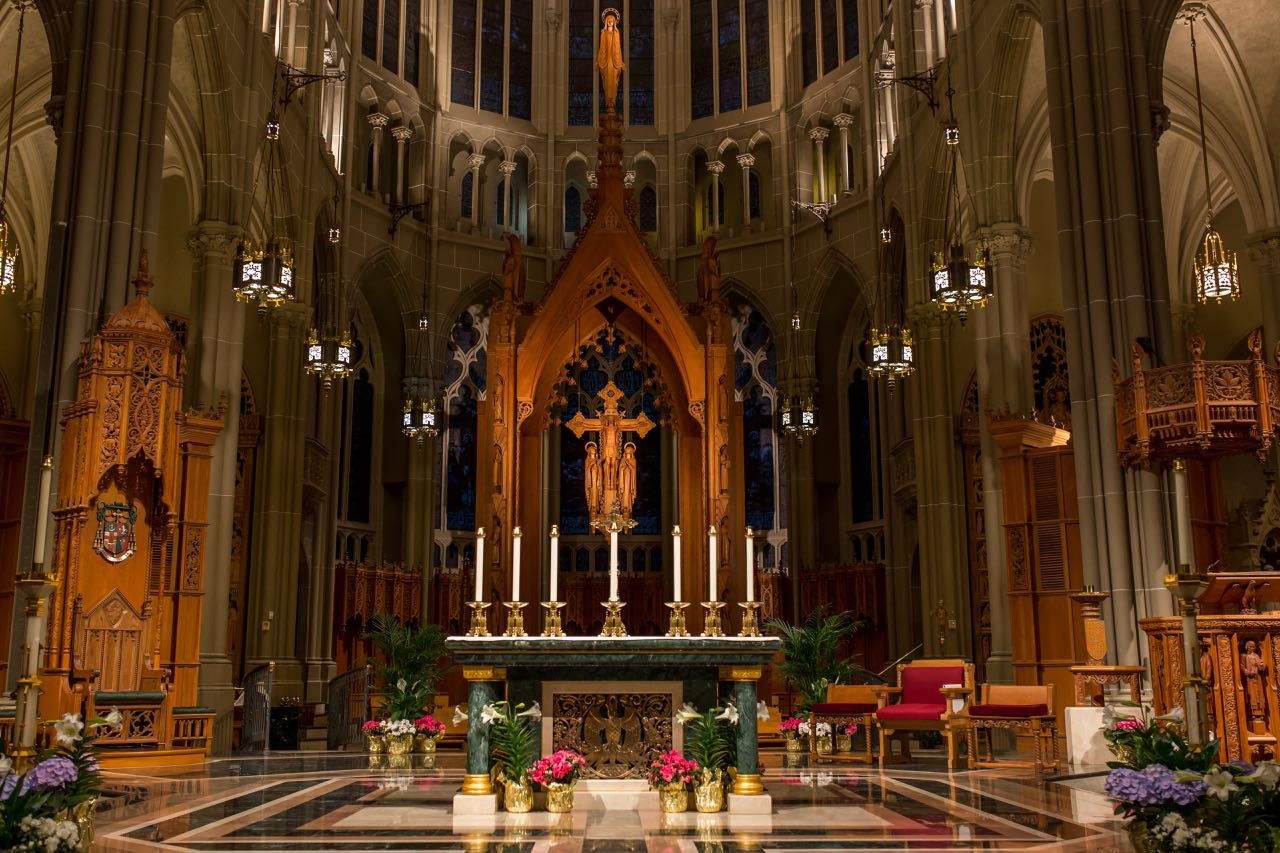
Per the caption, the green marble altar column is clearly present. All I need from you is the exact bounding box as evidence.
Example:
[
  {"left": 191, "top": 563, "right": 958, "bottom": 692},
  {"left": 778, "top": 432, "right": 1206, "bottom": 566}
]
[
  {"left": 723, "top": 666, "right": 764, "bottom": 796},
  {"left": 461, "top": 666, "right": 505, "bottom": 796}
]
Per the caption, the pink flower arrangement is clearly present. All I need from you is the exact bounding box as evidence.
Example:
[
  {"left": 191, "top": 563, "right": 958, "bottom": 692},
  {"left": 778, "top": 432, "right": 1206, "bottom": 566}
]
[
  {"left": 839, "top": 722, "right": 859, "bottom": 736},
  {"left": 1111, "top": 719, "right": 1146, "bottom": 732},
  {"left": 414, "top": 715, "right": 446, "bottom": 737},
  {"left": 362, "top": 720, "right": 384, "bottom": 735},
  {"left": 529, "top": 749, "right": 587, "bottom": 787},
  {"left": 778, "top": 716, "right": 803, "bottom": 735},
  {"left": 644, "top": 750, "right": 700, "bottom": 789}
]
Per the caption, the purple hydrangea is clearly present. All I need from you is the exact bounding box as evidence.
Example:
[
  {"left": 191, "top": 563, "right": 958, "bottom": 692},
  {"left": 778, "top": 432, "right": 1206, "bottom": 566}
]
[
  {"left": 1105, "top": 764, "right": 1205, "bottom": 807},
  {"left": 0, "top": 773, "right": 16, "bottom": 801},
  {"left": 21, "top": 756, "right": 78, "bottom": 793}
]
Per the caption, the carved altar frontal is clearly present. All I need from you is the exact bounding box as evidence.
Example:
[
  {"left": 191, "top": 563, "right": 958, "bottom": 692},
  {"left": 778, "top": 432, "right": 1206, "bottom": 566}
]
[{"left": 541, "top": 680, "right": 681, "bottom": 778}]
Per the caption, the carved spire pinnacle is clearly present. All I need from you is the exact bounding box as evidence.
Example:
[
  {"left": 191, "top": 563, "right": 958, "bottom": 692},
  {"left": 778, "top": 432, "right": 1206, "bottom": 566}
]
[{"left": 132, "top": 250, "right": 154, "bottom": 300}]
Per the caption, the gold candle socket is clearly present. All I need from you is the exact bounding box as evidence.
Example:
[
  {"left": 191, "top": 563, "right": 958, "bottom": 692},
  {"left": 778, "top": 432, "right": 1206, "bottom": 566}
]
[
  {"left": 665, "top": 602, "right": 691, "bottom": 637},
  {"left": 600, "top": 600, "right": 628, "bottom": 637},
  {"left": 738, "top": 601, "right": 762, "bottom": 637},
  {"left": 502, "top": 601, "right": 528, "bottom": 637},
  {"left": 701, "top": 601, "right": 726, "bottom": 637},
  {"left": 466, "top": 601, "right": 492, "bottom": 637},
  {"left": 540, "top": 601, "right": 566, "bottom": 637}
]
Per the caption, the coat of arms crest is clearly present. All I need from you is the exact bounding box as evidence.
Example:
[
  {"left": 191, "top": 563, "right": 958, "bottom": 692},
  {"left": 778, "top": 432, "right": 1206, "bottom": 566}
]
[{"left": 94, "top": 501, "right": 137, "bottom": 563}]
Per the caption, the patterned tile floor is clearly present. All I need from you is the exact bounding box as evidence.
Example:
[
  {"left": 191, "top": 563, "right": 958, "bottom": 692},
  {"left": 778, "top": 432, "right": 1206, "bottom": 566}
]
[{"left": 92, "top": 752, "right": 1133, "bottom": 852}]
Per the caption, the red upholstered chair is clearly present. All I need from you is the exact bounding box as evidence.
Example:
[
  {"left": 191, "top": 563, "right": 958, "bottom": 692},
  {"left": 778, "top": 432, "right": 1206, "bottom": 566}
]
[
  {"left": 872, "top": 658, "right": 974, "bottom": 769},
  {"left": 965, "top": 683, "right": 1059, "bottom": 773},
  {"left": 809, "top": 684, "right": 877, "bottom": 763}
]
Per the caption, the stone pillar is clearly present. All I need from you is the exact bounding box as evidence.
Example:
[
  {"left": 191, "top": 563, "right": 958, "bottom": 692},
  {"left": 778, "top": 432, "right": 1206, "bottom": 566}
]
[
  {"left": 467, "top": 153, "right": 486, "bottom": 228},
  {"left": 916, "top": 0, "right": 936, "bottom": 67},
  {"left": 367, "top": 112, "right": 389, "bottom": 195},
  {"left": 499, "top": 160, "right": 518, "bottom": 230},
  {"left": 461, "top": 666, "right": 505, "bottom": 794},
  {"left": 1042, "top": 0, "right": 1178, "bottom": 662},
  {"left": 736, "top": 154, "right": 755, "bottom": 227},
  {"left": 185, "top": 221, "right": 245, "bottom": 722},
  {"left": 391, "top": 124, "right": 414, "bottom": 204},
  {"left": 809, "top": 128, "right": 829, "bottom": 202},
  {"left": 1247, "top": 231, "right": 1280, "bottom": 357},
  {"left": 706, "top": 160, "right": 724, "bottom": 232},
  {"left": 833, "top": 114, "right": 855, "bottom": 193},
  {"left": 973, "top": 225, "right": 1033, "bottom": 683},
  {"left": 723, "top": 666, "right": 765, "bottom": 800}
]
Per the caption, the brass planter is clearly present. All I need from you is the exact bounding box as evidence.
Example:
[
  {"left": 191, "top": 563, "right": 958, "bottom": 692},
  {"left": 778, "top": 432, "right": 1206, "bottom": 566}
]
[
  {"left": 387, "top": 733, "right": 414, "bottom": 755},
  {"left": 414, "top": 734, "right": 438, "bottom": 754},
  {"left": 387, "top": 753, "right": 411, "bottom": 770},
  {"left": 785, "top": 734, "right": 805, "bottom": 754},
  {"left": 366, "top": 734, "right": 387, "bottom": 754},
  {"left": 658, "top": 783, "right": 689, "bottom": 813},
  {"left": 694, "top": 772, "right": 724, "bottom": 813},
  {"left": 816, "top": 735, "right": 834, "bottom": 755},
  {"left": 836, "top": 734, "right": 853, "bottom": 753},
  {"left": 58, "top": 797, "right": 96, "bottom": 852},
  {"left": 504, "top": 779, "right": 533, "bottom": 813},
  {"left": 545, "top": 782, "right": 575, "bottom": 813}
]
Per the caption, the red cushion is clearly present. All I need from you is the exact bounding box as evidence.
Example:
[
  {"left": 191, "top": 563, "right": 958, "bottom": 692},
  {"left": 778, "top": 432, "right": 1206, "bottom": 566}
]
[
  {"left": 901, "top": 666, "right": 965, "bottom": 705},
  {"left": 969, "top": 703, "right": 1050, "bottom": 718},
  {"left": 811, "top": 702, "right": 877, "bottom": 715},
  {"left": 876, "top": 703, "right": 946, "bottom": 721}
]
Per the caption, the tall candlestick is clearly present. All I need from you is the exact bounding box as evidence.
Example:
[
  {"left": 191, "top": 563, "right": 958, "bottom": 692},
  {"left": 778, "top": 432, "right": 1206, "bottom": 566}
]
[
  {"left": 708, "top": 526, "right": 718, "bottom": 602},
  {"left": 32, "top": 456, "right": 52, "bottom": 565},
  {"left": 609, "top": 523, "right": 619, "bottom": 601},
  {"left": 745, "top": 527, "right": 755, "bottom": 602},
  {"left": 549, "top": 524, "right": 560, "bottom": 601},
  {"left": 511, "top": 527, "right": 522, "bottom": 600},
  {"left": 672, "top": 525, "right": 682, "bottom": 601},
  {"left": 474, "top": 527, "right": 485, "bottom": 601}
]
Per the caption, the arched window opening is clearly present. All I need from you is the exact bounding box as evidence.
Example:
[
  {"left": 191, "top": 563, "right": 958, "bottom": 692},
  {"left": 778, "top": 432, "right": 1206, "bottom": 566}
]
[
  {"left": 732, "top": 304, "right": 785, "bottom": 566},
  {"left": 639, "top": 185, "right": 658, "bottom": 232},
  {"left": 461, "top": 171, "right": 474, "bottom": 220},
  {"left": 451, "top": 0, "right": 533, "bottom": 116},
  {"left": 801, "top": 0, "right": 859, "bottom": 87},
  {"left": 441, "top": 306, "right": 490, "bottom": 531},
  {"left": 691, "top": 0, "right": 770, "bottom": 118},
  {"left": 748, "top": 171, "right": 761, "bottom": 221},
  {"left": 565, "top": 185, "right": 583, "bottom": 235}
]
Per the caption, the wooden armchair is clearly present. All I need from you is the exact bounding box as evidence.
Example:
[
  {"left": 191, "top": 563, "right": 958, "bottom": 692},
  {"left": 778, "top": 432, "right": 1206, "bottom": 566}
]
[
  {"left": 810, "top": 684, "right": 877, "bottom": 763},
  {"left": 872, "top": 658, "right": 974, "bottom": 769},
  {"left": 965, "top": 683, "right": 1059, "bottom": 772}
]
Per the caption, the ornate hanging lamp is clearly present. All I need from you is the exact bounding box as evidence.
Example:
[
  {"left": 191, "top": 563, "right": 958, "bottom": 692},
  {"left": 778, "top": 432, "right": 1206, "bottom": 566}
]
[
  {"left": 1186, "top": 13, "right": 1238, "bottom": 303},
  {"left": 0, "top": 0, "right": 35, "bottom": 294},
  {"left": 779, "top": 395, "right": 818, "bottom": 443},
  {"left": 233, "top": 107, "right": 296, "bottom": 310},
  {"left": 401, "top": 287, "right": 439, "bottom": 444},
  {"left": 305, "top": 326, "right": 352, "bottom": 389},
  {"left": 929, "top": 94, "right": 990, "bottom": 324},
  {"left": 867, "top": 181, "right": 913, "bottom": 391}
]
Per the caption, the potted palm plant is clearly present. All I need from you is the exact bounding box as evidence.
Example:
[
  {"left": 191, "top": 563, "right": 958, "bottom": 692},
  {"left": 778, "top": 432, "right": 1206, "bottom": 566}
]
[
  {"left": 363, "top": 613, "right": 447, "bottom": 727},
  {"left": 765, "top": 605, "right": 871, "bottom": 713}
]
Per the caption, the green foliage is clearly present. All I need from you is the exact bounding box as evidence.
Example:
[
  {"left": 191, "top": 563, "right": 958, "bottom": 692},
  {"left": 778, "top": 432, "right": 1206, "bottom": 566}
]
[
  {"left": 683, "top": 708, "right": 732, "bottom": 773},
  {"left": 765, "top": 605, "right": 870, "bottom": 712},
  {"left": 1103, "top": 706, "right": 1218, "bottom": 773},
  {"left": 363, "top": 613, "right": 448, "bottom": 721},
  {"left": 485, "top": 701, "right": 540, "bottom": 785}
]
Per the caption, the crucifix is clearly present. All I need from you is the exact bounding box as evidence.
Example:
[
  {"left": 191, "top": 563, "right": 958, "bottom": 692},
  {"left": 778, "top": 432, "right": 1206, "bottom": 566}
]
[{"left": 566, "top": 380, "right": 654, "bottom": 528}]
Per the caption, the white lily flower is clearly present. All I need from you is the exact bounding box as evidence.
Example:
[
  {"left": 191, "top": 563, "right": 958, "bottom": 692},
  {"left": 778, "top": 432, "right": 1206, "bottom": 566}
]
[
  {"left": 516, "top": 701, "right": 542, "bottom": 720},
  {"left": 1202, "top": 769, "right": 1239, "bottom": 801},
  {"left": 53, "top": 713, "right": 84, "bottom": 746},
  {"left": 756, "top": 701, "right": 769, "bottom": 721},
  {"left": 675, "top": 702, "right": 701, "bottom": 724},
  {"left": 453, "top": 705, "right": 468, "bottom": 726},
  {"left": 396, "top": 678, "right": 408, "bottom": 692},
  {"left": 480, "top": 703, "right": 503, "bottom": 726},
  {"left": 1155, "top": 706, "right": 1185, "bottom": 724},
  {"left": 1242, "top": 761, "right": 1280, "bottom": 788},
  {"left": 102, "top": 707, "right": 124, "bottom": 731},
  {"left": 716, "top": 703, "right": 740, "bottom": 725}
]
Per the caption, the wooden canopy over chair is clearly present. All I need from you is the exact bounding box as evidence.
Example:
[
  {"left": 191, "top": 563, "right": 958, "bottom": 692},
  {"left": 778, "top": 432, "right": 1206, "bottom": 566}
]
[
  {"left": 872, "top": 658, "right": 974, "bottom": 769},
  {"left": 965, "top": 683, "right": 1060, "bottom": 773},
  {"left": 810, "top": 684, "right": 877, "bottom": 764}
]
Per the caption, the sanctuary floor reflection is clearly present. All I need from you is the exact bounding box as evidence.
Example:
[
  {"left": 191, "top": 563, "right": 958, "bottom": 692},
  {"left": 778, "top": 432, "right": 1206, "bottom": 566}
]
[{"left": 93, "top": 751, "right": 1133, "bottom": 852}]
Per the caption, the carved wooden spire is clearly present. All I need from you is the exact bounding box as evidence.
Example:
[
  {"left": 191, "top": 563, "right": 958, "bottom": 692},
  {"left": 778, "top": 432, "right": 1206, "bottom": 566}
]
[{"left": 132, "top": 250, "right": 153, "bottom": 300}]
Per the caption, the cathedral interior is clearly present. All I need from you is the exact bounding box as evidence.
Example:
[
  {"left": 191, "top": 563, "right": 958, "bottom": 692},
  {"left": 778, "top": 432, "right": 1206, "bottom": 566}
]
[{"left": 0, "top": 0, "right": 1278, "bottom": 850}]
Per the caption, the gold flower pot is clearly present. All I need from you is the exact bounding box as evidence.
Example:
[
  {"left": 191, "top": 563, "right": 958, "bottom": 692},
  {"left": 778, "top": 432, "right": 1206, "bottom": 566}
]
[
  {"left": 387, "top": 753, "right": 411, "bottom": 770},
  {"left": 367, "top": 754, "right": 388, "bottom": 769},
  {"left": 785, "top": 734, "right": 805, "bottom": 754},
  {"left": 816, "top": 735, "right": 834, "bottom": 755},
  {"left": 60, "top": 797, "right": 96, "bottom": 852},
  {"left": 387, "top": 733, "right": 414, "bottom": 755},
  {"left": 836, "top": 733, "right": 853, "bottom": 753},
  {"left": 366, "top": 734, "right": 387, "bottom": 754},
  {"left": 694, "top": 773, "right": 724, "bottom": 813},
  {"left": 504, "top": 779, "right": 534, "bottom": 813},
  {"left": 545, "top": 782, "right": 575, "bottom": 813},
  {"left": 414, "top": 734, "right": 438, "bottom": 754},
  {"left": 658, "top": 783, "right": 689, "bottom": 813}
]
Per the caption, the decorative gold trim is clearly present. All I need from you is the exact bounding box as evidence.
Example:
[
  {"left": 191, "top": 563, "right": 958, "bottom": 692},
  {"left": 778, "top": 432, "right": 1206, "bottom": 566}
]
[
  {"left": 732, "top": 773, "right": 764, "bottom": 795},
  {"left": 461, "top": 773, "right": 493, "bottom": 795},
  {"left": 719, "top": 666, "right": 762, "bottom": 681},
  {"left": 462, "top": 667, "right": 507, "bottom": 681}
]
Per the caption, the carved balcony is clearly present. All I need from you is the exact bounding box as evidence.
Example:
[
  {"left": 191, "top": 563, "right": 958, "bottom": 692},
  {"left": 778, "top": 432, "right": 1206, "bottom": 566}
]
[{"left": 1115, "top": 330, "right": 1280, "bottom": 466}]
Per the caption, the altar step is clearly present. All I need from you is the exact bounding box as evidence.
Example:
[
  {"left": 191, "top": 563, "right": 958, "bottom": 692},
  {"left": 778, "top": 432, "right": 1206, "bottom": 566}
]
[{"left": 573, "top": 779, "right": 657, "bottom": 810}]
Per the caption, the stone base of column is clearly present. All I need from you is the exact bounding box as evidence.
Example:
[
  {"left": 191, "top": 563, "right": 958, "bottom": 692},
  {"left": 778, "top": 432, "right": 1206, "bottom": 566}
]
[
  {"left": 984, "top": 652, "right": 1014, "bottom": 684},
  {"left": 247, "top": 657, "right": 303, "bottom": 701},
  {"left": 303, "top": 658, "right": 337, "bottom": 706},
  {"left": 452, "top": 792, "right": 499, "bottom": 815},
  {"left": 197, "top": 654, "right": 237, "bottom": 754},
  {"left": 727, "top": 792, "right": 773, "bottom": 814}
]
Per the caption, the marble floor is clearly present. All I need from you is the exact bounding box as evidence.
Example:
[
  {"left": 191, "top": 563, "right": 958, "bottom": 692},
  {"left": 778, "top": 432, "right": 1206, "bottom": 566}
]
[{"left": 93, "top": 751, "right": 1133, "bottom": 852}]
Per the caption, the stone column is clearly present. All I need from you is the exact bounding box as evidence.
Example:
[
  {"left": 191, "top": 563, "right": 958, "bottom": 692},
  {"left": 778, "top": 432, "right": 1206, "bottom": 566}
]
[
  {"left": 391, "top": 124, "right": 414, "bottom": 204},
  {"left": 973, "top": 225, "right": 1033, "bottom": 683},
  {"left": 916, "top": 0, "right": 936, "bottom": 67},
  {"left": 723, "top": 666, "right": 766, "bottom": 802},
  {"left": 467, "top": 153, "right": 486, "bottom": 228},
  {"left": 706, "top": 160, "right": 724, "bottom": 232},
  {"left": 367, "top": 112, "right": 389, "bottom": 195},
  {"left": 461, "top": 666, "right": 506, "bottom": 796},
  {"left": 809, "top": 128, "right": 829, "bottom": 202},
  {"left": 736, "top": 154, "right": 755, "bottom": 227},
  {"left": 499, "top": 160, "right": 518, "bottom": 230},
  {"left": 1247, "top": 231, "right": 1280, "bottom": 357},
  {"left": 833, "top": 114, "right": 855, "bottom": 193}
]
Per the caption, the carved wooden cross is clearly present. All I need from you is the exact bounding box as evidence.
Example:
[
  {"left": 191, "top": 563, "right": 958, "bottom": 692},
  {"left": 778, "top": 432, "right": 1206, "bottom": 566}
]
[{"left": 565, "top": 381, "right": 654, "bottom": 520}]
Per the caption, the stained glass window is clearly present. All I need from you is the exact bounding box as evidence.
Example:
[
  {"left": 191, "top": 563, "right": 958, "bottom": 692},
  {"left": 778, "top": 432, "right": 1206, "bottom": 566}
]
[
  {"left": 690, "top": 0, "right": 714, "bottom": 119},
  {"left": 404, "top": 0, "right": 420, "bottom": 85},
  {"left": 821, "top": 0, "right": 838, "bottom": 73},
  {"left": 382, "top": 0, "right": 401, "bottom": 73},
  {"left": 451, "top": 0, "right": 476, "bottom": 106},
  {"left": 568, "top": 0, "right": 595, "bottom": 125},
  {"left": 629, "top": 0, "right": 655, "bottom": 124},
  {"left": 842, "top": 0, "right": 859, "bottom": 61},
  {"left": 733, "top": 307, "right": 781, "bottom": 536},
  {"left": 744, "top": 0, "right": 770, "bottom": 106},
  {"left": 800, "top": 0, "right": 817, "bottom": 86},
  {"left": 509, "top": 0, "right": 533, "bottom": 119},
  {"left": 480, "top": 0, "right": 505, "bottom": 113},
  {"left": 443, "top": 307, "right": 489, "bottom": 531},
  {"left": 748, "top": 171, "right": 760, "bottom": 220},
  {"left": 461, "top": 171, "right": 474, "bottom": 220},
  {"left": 716, "top": 0, "right": 741, "bottom": 112},
  {"left": 565, "top": 185, "right": 582, "bottom": 234},
  {"left": 363, "top": 0, "right": 379, "bottom": 60},
  {"left": 639, "top": 185, "right": 658, "bottom": 232}
]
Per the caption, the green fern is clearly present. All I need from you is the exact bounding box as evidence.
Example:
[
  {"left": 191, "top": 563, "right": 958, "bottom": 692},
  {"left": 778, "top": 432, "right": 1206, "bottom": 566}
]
[{"left": 765, "top": 605, "right": 870, "bottom": 713}]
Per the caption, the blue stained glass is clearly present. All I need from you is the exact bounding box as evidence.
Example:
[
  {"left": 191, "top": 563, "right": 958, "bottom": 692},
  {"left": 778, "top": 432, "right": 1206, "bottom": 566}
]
[
  {"left": 405, "top": 0, "right": 420, "bottom": 85},
  {"left": 509, "top": 0, "right": 533, "bottom": 118},
  {"left": 348, "top": 369, "right": 375, "bottom": 523},
  {"left": 446, "top": 387, "right": 478, "bottom": 530},
  {"left": 638, "top": 185, "right": 657, "bottom": 231},
  {"left": 461, "top": 171, "right": 474, "bottom": 220},
  {"left": 629, "top": 0, "right": 655, "bottom": 124},
  {"left": 362, "top": 0, "right": 379, "bottom": 60},
  {"left": 743, "top": 387, "right": 774, "bottom": 530},
  {"left": 451, "top": 0, "right": 476, "bottom": 106},
  {"left": 568, "top": 0, "right": 595, "bottom": 125},
  {"left": 821, "top": 0, "right": 838, "bottom": 73},
  {"left": 382, "top": 0, "right": 401, "bottom": 73},
  {"left": 800, "top": 0, "right": 817, "bottom": 86},
  {"left": 749, "top": 170, "right": 760, "bottom": 219},
  {"left": 480, "top": 0, "right": 505, "bottom": 113},
  {"left": 690, "top": 0, "right": 714, "bottom": 119},
  {"left": 842, "top": 0, "right": 859, "bottom": 61},
  {"left": 744, "top": 0, "right": 771, "bottom": 106},
  {"left": 565, "top": 185, "right": 582, "bottom": 233},
  {"left": 717, "top": 0, "right": 741, "bottom": 112}
]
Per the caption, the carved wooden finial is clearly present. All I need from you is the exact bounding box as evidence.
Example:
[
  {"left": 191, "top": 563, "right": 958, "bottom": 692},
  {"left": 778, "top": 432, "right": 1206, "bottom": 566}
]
[{"left": 132, "top": 250, "right": 154, "bottom": 300}]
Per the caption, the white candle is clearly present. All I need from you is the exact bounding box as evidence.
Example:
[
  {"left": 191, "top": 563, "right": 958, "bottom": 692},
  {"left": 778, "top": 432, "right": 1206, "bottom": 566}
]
[
  {"left": 511, "top": 527, "right": 522, "bottom": 601},
  {"left": 474, "top": 527, "right": 485, "bottom": 601},
  {"left": 33, "top": 457, "right": 52, "bottom": 565},
  {"left": 708, "top": 526, "right": 718, "bottom": 602},
  {"left": 549, "top": 524, "right": 560, "bottom": 601},
  {"left": 672, "top": 525, "right": 682, "bottom": 601},
  {"left": 746, "top": 527, "right": 755, "bottom": 602},
  {"left": 609, "top": 524, "right": 619, "bottom": 601}
]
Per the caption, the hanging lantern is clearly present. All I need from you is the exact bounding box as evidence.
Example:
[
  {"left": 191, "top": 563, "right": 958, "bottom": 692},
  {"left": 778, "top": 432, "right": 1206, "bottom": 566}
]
[
  {"left": 403, "top": 396, "right": 440, "bottom": 444},
  {"left": 0, "top": 218, "right": 17, "bottom": 294},
  {"left": 305, "top": 327, "right": 353, "bottom": 390},
  {"left": 1194, "top": 223, "right": 1238, "bottom": 303},
  {"left": 780, "top": 395, "right": 818, "bottom": 444},
  {"left": 867, "top": 324, "right": 914, "bottom": 391},
  {"left": 930, "top": 242, "right": 990, "bottom": 324},
  {"left": 232, "top": 112, "right": 295, "bottom": 310}
]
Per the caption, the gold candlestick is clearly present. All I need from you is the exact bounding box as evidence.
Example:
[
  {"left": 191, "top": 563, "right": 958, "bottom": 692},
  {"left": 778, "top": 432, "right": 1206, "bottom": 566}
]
[
  {"left": 738, "top": 601, "right": 762, "bottom": 637},
  {"left": 541, "top": 601, "right": 566, "bottom": 637},
  {"left": 701, "top": 601, "right": 726, "bottom": 637},
  {"left": 600, "top": 600, "right": 628, "bottom": 637},
  {"left": 502, "top": 601, "right": 528, "bottom": 637},
  {"left": 665, "top": 602, "right": 691, "bottom": 637},
  {"left": 466, "top": 601, "right": 492, "bottom": 637}
]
